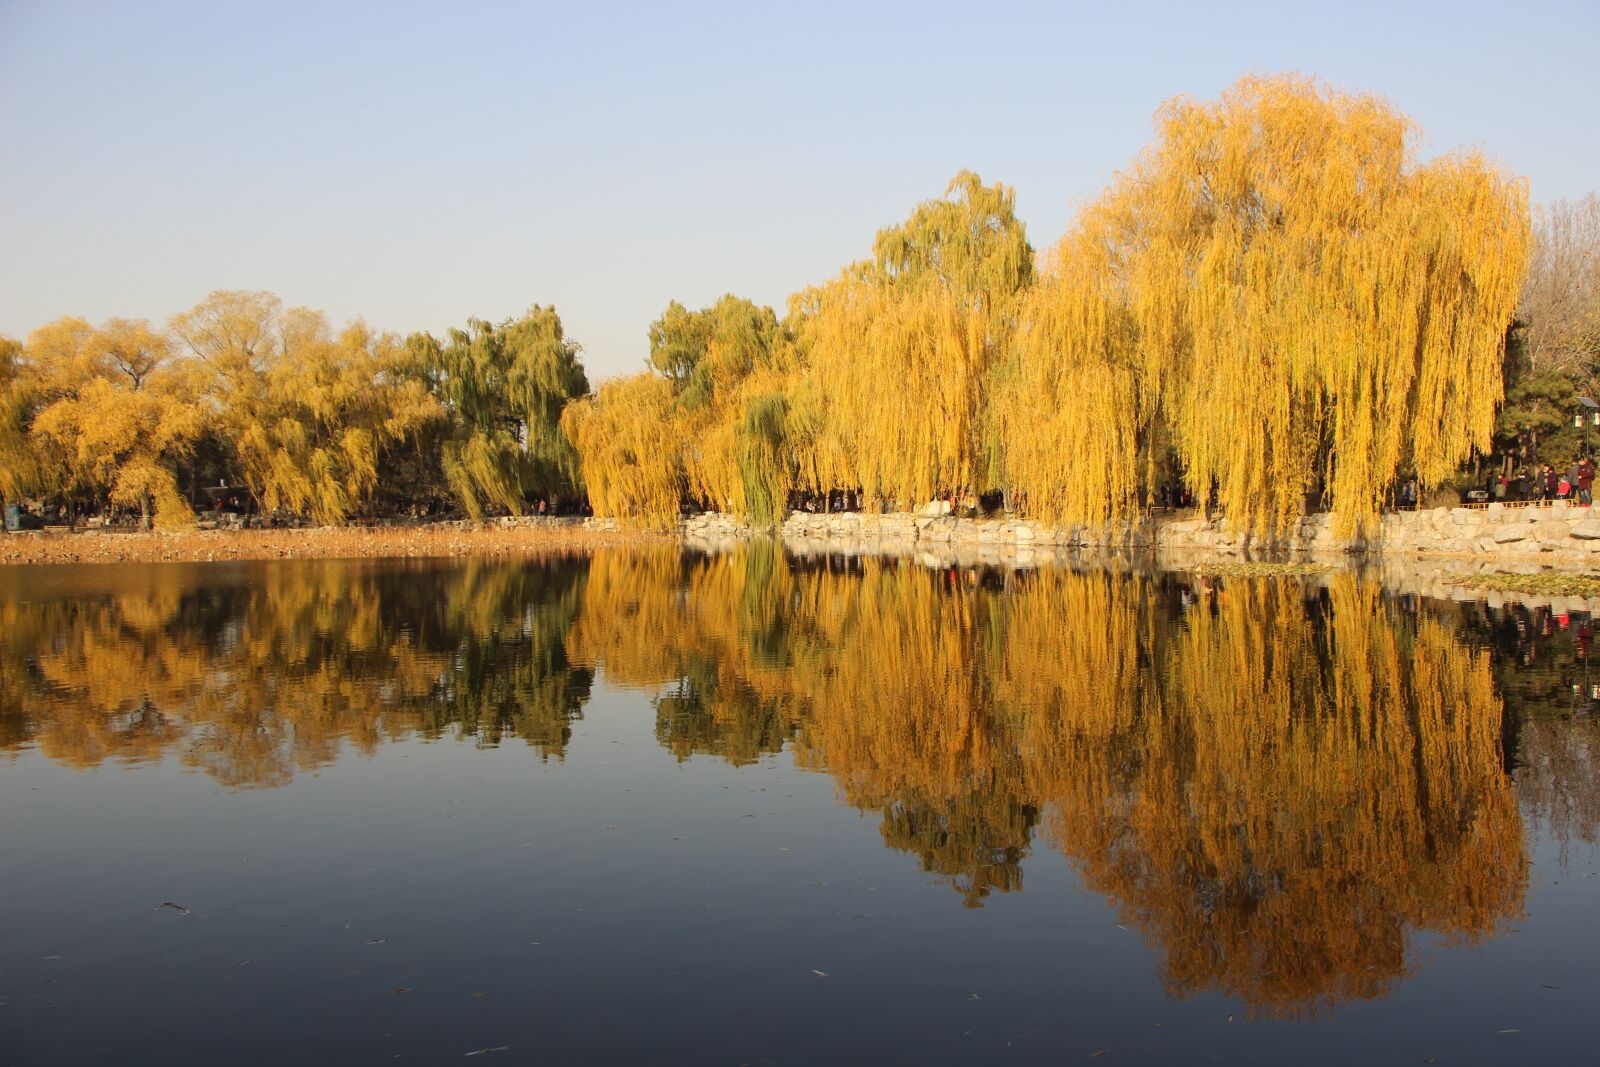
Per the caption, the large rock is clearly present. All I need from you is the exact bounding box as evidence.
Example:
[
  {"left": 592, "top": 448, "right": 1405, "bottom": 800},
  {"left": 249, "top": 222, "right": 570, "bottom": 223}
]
[
  {"left": 1492, "top": 522, "right": 1533, "bottom": 543},
  {"left": 1535, "top": 519, "right": 1574, "bottom": 541},
  {"left": 1571, "top": 520, "right": 1600, "bottom": 540}
]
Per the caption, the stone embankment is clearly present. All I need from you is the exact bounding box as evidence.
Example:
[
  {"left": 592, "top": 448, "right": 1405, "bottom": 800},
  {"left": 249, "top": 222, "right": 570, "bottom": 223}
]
[
  {"left": 681, "top": 507, "right": 1600, "bottom": 613},
  {"left": 681, "top": 502, "right": 1600, "bottom": 565}
]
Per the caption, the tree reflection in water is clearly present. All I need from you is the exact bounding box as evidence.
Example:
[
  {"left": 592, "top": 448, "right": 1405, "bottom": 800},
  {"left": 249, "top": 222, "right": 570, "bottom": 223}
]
[
  {"left": 0, "top": 557, "right": 592, "bottom": 786},
  {"left": 4, "top": 544, "right": 1593, "bottom": 1017}
]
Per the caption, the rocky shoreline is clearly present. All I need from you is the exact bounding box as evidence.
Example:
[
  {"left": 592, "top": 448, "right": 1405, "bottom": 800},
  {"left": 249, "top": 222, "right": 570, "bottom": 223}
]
[
  {"left": 683, "top": 503, "right": 1600, "bottom": 564},
  {"left": 679, "top": 506, "right": 1600, "bottom": 613},
  {"left": 7, "top": 504, "right": 1598, "bottom": 610}
]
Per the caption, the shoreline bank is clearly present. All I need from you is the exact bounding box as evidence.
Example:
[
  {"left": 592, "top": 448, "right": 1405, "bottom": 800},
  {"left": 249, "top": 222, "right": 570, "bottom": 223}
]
[
  {"left": 686, "top": 504, "right": 1600, "bottom": 566},
  {"left": 3, "top": 510, "right": 1598, "bottom": 613},
  {"left": 6, "top": 503, "right": 1598, "bottom": 576},
  {"left": 0, "top": 521, "right": 662, "bottom": 566}
]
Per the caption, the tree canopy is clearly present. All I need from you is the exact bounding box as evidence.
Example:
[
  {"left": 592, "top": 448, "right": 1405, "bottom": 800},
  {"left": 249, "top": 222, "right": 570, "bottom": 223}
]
[
  {"left": 2, "top": 74, "right": 1543, "bottom": 534},
  {"left": 406, "top": 306, "right": 588, "bottom": 521},
  {"left": 788, "top": 171, "right": 1034, "bottom": 508},
  {"left": 568, "top": 77, "right": 1529, "bottom": 533},
  {"left": 1005, "top": 75, "right": 1529, "bottom": 535},
  {"left": 16, "top": 315, "right": 202, "bottom": 528}
]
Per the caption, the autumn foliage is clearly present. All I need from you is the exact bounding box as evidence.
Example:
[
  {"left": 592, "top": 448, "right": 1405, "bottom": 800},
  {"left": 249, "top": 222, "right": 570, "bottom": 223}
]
[
  {"left": 0, "top": 75, "right": 1531, "bottom": 533},
  {"left": 567, "top": 76, "right": 1530, "bottom": 534}
]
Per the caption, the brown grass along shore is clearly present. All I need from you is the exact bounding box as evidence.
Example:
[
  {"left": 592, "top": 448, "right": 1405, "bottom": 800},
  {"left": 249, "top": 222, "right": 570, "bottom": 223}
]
[{"left": 0, "top": 524, "right": 665, "bottom": 566}]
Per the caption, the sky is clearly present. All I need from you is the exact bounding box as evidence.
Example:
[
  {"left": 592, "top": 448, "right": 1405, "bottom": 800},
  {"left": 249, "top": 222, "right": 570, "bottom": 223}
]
[{"left": 2, "top": 0, "right": 1597, "bottom": 381}]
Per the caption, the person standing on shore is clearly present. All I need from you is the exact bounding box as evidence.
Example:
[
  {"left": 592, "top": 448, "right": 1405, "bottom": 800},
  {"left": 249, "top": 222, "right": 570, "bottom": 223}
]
[
  {"left": 1581, "top": 457, "right": 1595, "bottom": 506},
  {"left": 1544, "top": 464, "right": 1559, "bottom": 502}
]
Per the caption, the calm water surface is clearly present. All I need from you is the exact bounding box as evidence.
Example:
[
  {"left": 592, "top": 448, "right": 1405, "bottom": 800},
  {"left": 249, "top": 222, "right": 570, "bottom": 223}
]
[{"left": 2, "top": 546, "right": 1597, "bottom": 1065}]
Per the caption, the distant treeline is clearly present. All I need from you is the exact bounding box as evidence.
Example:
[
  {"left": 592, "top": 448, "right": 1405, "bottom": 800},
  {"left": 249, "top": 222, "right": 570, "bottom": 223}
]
[
  {"left": 0, "top": 296, "right": 587, "bottom": 528},
  {"left": 7, "top": 74, "right": 1590, "bottom": 535}
]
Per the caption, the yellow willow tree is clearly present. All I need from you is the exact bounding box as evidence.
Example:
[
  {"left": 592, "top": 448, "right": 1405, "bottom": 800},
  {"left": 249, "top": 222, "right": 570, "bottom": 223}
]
[
  {"left": 0, "top": 335, "right": 43, "bottom": 512},
  {"left": 999, "top": 232, "right": 1149, "bottom": 527},
  {"left": 170, "top": 290, "right": 282, "bottom": 502},
  {"left": 29, "top": 319, "right": 204, "bottom": 529},
  {"left": 646, "top": 295, "right": 795, "bottom": 523},
  {"left": 10, "top": 315, "right": 246, "bottom": 518},
  {"left": 169, "top": 289, "right": 281, "bottom": 394},
  {"left": 173, "top": 292, "right": 440, "bottom": 523},
  {"left": 1009, "top": 75, "right": 1530, "bottom": 535},
  {"left": 234, "top": 318, "right": 440, "bottom": 524},
  {"left": 561, "top": 373, "right": 682, "bottom": 527},
  {"left": 7, "top": 317, "right": 102, "bottom": 511},
  {"left": 790, "top": 171, "right": 1032, "bottom": 509}
]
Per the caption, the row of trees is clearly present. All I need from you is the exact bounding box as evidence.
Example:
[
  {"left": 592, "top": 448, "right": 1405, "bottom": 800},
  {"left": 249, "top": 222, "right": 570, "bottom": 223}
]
[
  {"left": 0, "top": 294, "right": 588, "bottom": 527},
  {"left": 7, "top": 74, "right": 1588, "bottom": 535},
  {"left": 570, "top": 74, "right": 1534, "bottom": 535}
]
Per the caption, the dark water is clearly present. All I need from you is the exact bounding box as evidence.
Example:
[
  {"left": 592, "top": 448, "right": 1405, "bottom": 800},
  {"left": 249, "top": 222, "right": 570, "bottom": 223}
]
[{"left": 2, "top": 546, "right": 1597, "bottom": 1066}]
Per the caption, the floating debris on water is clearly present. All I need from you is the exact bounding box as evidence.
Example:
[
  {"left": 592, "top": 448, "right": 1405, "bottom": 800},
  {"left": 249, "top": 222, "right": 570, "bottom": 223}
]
[
  {"left": 1189, "top": 562, "right": 1332, "bottom": 578},
  {"left": 1449, "top": 572, "right": 1600, "bottom": 598}
]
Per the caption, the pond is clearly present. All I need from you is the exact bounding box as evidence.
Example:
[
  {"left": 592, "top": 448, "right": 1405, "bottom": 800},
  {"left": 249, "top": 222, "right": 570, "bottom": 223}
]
[{"left": 2, "top": 545, "right": 1597, "bottom": 1065}]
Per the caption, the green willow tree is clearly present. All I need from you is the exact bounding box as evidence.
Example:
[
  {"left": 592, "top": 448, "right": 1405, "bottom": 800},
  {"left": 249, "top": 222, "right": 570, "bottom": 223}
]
[
  {"left": 407, "top": 307, "right": 588, "bottom": 521},
  {"left": 562, "top": 294, "right": 794, "bottom": 525},
  {"left": 650, "top": 295, "right": 794, "bottom": 522}
]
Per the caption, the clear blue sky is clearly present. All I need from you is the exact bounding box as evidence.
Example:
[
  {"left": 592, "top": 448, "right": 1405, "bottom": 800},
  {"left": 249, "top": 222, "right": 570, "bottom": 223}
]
[{"left": 2, "top": 0, "right": 1596, "bottom": 380}]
